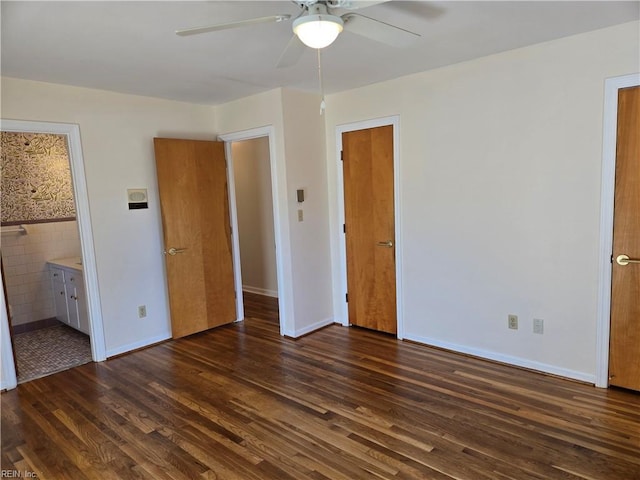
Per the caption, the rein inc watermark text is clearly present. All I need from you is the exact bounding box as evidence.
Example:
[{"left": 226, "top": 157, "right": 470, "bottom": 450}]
[{"left": 1, "top": 471, "right": 37, "bottom": 478}]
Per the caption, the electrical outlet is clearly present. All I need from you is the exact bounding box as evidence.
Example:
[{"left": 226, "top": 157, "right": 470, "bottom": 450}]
[
  {"left": 138, "top": 305, "right": 147, "bottom": 318},
  {"left": 533, "top": 318, "right": 544, "bottom": 334},
  {"left": 508, "top": 314, "right": 518, "bottom": 330}
]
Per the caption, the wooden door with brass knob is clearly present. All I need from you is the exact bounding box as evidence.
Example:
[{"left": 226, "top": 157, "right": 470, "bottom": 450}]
[
  {"left": 154, "top": 138, "right": 236, "bottom": 338},
  {"left": 342, "top": 125, "right": 397, "bottom": 335},
  {"left": 609, "top": 85, "right": 640, "bottom": 391}
]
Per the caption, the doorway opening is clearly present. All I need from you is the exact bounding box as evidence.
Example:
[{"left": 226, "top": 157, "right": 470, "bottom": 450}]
[
  {"left": 219, "top": 126, "right": 291, "bottom": 336},
  {"left": 0, "top": 120, "right": 105, "bottom": 390},
  {"left": 231, "top": 137, "right": 279, "bottom": 324},
  {"left": 1, "top": 131, "right": 90, "bottom": 383}
]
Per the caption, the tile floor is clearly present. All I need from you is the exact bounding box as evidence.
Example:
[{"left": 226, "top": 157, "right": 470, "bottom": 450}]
[{"left": 13, "top": 323, "right": 92, "bottom": 384}]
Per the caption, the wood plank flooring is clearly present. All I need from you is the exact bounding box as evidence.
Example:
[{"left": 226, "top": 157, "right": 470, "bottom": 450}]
[
  {"left": 2, "top": 307, "right": 639, "bottom": 479},
  {"left": 243, "top": 291, "right": 279, "bottom": 323}
]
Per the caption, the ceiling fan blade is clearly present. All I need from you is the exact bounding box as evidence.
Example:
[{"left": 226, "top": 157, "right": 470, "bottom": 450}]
[
  {"left": 342, "top": 13, "right": 420, "bottom": 47},
  {"left": 333, "top": 0, "right": 390, "bottom": 10},
  {"left": 276, "top": 35, "right": 306, "bottom": 68},
  {"left": 176, "top": 14, "right": 291, "bottom": 37}
]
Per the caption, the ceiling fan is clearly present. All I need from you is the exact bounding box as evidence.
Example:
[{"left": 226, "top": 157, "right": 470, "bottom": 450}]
[{"left": 175, "top": 0, "right": 421, "bottom": 67}]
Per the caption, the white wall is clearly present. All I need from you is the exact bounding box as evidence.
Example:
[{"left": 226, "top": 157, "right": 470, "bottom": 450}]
[
  {"left": 232, "top": 137, "right": 278, "bottom": 297},
  {"left": 3, "top": 21, "right": 635, "bottom": 382},
  {"left": 324, "top": 21, "right": 640, "bottom": 382},
  {"left": 2, "top": 221, "right": 81, "bottom": 326},
  {"left": 215, "top": 88, "right": 334, "bottom": 337},
  {"left": 215, "top": 89, "right": 297, "bottom": 336},
  {"left": 1, "top": 77, "right": 216, "bottom": 356},
  {"left": 0, "top": 81, "right": 334, "bottom": 356},
  {"left": 281, "top": 89, "right": 333, "bottom": 336}
]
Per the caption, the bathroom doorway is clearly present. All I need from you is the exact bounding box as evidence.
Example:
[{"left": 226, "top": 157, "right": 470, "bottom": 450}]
[
  {"left": 0, "top": 120, "right": 105, "bottom": 390},
  {"left": 0, "top": 131, "right": 91, "bottom": 383}
]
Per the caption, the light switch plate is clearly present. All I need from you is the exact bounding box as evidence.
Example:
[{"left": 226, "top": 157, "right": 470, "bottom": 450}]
[{"left": 533, "top": 318, "right": 544, "bottom": 334}]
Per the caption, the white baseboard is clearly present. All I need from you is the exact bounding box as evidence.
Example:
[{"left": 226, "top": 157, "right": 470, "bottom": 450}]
[
  {"left": 105, "top": 332, "right": 172, "bottom": 358},
  {"left": 403, "top": 333, "right": 595, "bottom": 384},
  {"left": 0, "top": 378, "right": 18, "bottom": 391},
  {"left": 242, "top": 285, "right": 278, "bottom": 298},
  {"left": 290, "top": 317, "right": 335, "bottom": 338}
]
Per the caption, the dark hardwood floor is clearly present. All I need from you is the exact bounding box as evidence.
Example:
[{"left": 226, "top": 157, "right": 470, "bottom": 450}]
[
  {"left": 243, "top": 291, "right": 279, "bottom": 323},
  {"left": 2, "top": 300, "right": 639, "bottom": 479}
]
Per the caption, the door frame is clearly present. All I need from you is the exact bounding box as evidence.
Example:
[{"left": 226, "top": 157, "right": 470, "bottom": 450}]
[
  {"left": 218, "top": 126, "right": 292, "bottom": 337},
  {"left": 335, "top": 116, "right": 404, "bottom": 338},
  {"left": 0, "top": 119, "right": 106, "bottom": 390},
  {"left": 595, "top": 72, "right": 640, "bottom": 388}
]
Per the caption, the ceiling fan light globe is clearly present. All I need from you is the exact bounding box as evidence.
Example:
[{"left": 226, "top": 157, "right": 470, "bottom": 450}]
[{"left": 293, "top": 14, "right": 344, "bottom": 49}]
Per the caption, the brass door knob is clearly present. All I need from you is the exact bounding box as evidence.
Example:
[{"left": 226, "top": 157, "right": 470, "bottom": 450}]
[
  {"left": 616, "top": 254, "right": 640, "bottom": 266},
  {"left": 165, "top": 247, "right": 187, "bottom": 256}
]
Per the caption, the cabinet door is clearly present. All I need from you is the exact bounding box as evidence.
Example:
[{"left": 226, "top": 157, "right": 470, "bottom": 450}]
[
  {"left": 72, "top": 278, "right": 90, "bottom": 335},
  {"left": 50, "top": 267, "right": 65, "bottom": 283},
  {"left": 67, "top": 292, "right": 80, "bottom": 329},
  {"left": 53, "top": 280, "right": 70, "bottom": 326},
  {"left": 65, "top": 271, "right": 89, "bottom": 335}
]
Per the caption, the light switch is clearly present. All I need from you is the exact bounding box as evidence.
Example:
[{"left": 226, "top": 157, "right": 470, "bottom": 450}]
[{"left": 298, "top": 209, "right": 304, "bottom": 222}]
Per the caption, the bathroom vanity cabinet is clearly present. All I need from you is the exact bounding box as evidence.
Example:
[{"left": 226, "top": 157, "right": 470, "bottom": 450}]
[{"left": 49, "top": 258, "right": 89, "bottom": 335}]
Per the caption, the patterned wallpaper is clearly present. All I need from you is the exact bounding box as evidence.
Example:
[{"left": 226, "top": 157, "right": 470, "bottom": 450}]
[{"left": 1, "top": 132, "right": 76, "bottom": 224}]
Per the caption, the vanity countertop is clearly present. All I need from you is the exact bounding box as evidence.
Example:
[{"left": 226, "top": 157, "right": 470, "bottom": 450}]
[{"left": 48, "top": 256, "right": 83, "bottom": 271}]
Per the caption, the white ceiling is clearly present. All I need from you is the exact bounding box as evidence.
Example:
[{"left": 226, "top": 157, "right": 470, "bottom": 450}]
[{"left": 2, "top": 1, "right": 638, "bottom": 105}]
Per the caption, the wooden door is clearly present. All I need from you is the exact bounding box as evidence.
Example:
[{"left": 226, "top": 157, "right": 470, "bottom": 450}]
[
  {"left": 342, "top": 125, "right": 397, "bottom": 334},
  {"left": 609, "top": 85, "right": 640, "bottom": 391},
  {"left": 154, "top": 138, "right": 236, "bottom": 338}
]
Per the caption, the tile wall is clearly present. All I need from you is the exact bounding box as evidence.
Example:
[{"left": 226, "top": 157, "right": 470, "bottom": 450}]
[{"left": 1, "top": 221, "right": 81, "bottom": 326}]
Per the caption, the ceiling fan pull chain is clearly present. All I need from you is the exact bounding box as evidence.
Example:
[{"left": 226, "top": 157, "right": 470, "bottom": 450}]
[{"left": 318, "top": 48, "right": 326, "bottom": 115}]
